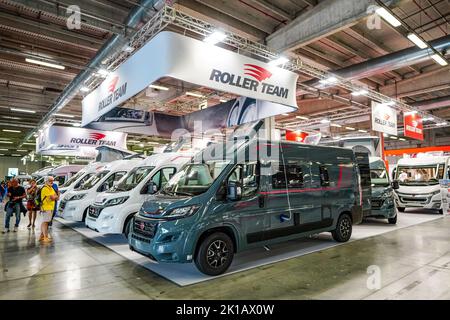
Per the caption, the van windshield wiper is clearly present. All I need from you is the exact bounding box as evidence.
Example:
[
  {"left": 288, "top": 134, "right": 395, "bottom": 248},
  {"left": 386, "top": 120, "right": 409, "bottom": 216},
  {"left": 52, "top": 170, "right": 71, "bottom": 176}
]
[{"left": 173, "top": 191, "right": 194, "bottom": 196}]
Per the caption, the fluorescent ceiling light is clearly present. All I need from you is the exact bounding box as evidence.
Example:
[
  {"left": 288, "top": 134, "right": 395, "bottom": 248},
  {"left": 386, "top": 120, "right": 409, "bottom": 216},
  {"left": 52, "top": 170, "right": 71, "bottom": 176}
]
[
  {"left": 330, "top": 123, "right": 342, "bottom": 127},
  {"left": 80, "top": 86, "right": 90, "bottom": 92},
  {"left": 10, "top": 108, "right": 36, "bottom": 114},
  {"left": 17, "top": 149, "right": 27, "bottom": 152},
  {"left": 319, "top": 76, "right": 338, "bottom": 85},
  {"left": 55, "top": 113, "right": 75, "bottom": 118},
  {"left": 345, "top": 126, "right": 356, "bottom": 131},
  {"left": 375, "top": 7, "right": 402, "bottom": 27},
  {"left": 204, "top": 31, "right": 227, "bottom": 45},
  {"left": 0, "top": 142, "right": 13, "bottom": 144},
  {"left": 149, "top": 84, "right": 169, "bottom": 91},
  {"left": 296, "top": 116, "right": 309, "bottom": 120},
  {"left": 351, "top": 89, "right": 368, "bottom": 96},
  {"left": 72, "top": 122, "right": 81, "bottom": 127},
  {"left": 383, "top": 133, "right": 389, "bottom": 137},
  {"left": 0, "top": 148, "right": 8, "bottom": 151},
  {"left": 407, "top": 33, "right": 428, "bottom": 49},
  {"left": 25, "top": 58, "right": 65, "bottom": 70},
  {"left": 431, "top": 54, "right": 448, "bottom": 66},
  {"left": 399, "top": 138, "right": 406, "bottom": 141},
  {"left": 2, "top": 129, "right": 21, "bottom": 133},
  {"left": 219, "top": 99, "right": 227, "bottom": 103},
  {"left": 1, "top": 116, "right": 21, "bottom": 120},
  {"left": 23, "top": 142, "right": 35, "bottom": 145},
  {"left": 423, "top": 117, "right": 434, "bottom": 121},
  {"left": 320, "top": 119, "right": 330, "bottom": 124},
  {"left": 269, "top": 56, "right": 289, "bottom": 67},
  {"left": 358, "top": 129, "right": 368, "bottom": 133},
  {"left": 186, "top": 91, "right": 204, "bottom": 98},
  {"left": 436, "top": 122, "right": 448, "bottom": 126},
  {"left": 11, "top": 154, "right": 22, "bottom": 157},
  {"left": 390, "top": 136, "right": 398, "bottom": 139}
]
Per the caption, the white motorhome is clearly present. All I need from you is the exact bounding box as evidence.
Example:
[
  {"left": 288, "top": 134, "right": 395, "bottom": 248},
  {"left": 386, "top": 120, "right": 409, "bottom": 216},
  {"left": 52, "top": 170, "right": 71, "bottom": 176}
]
[
  {"left": 394, "top": 155, "right": 449, "bottom": 214},
  {"left": 48, "top": 164, "right": 85, "bottom": 186},
  {"left": 58, "top": 162, "right": 106, "bottom": 196},
  {"left": 59, "top": 158, "right": 143, "bottom": 222},
  {"left": 85, "top": 152, "right": 193, "bottom": 236}
]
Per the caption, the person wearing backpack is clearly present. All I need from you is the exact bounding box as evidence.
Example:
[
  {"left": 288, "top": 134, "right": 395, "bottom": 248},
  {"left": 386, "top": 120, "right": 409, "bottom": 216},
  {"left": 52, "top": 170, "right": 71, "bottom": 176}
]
[
  {"left": 39, "top": 176, "right": 59, "bottom": 243},
  {"left": 2, "top": 179, "right": 26, "bottom": 233}
]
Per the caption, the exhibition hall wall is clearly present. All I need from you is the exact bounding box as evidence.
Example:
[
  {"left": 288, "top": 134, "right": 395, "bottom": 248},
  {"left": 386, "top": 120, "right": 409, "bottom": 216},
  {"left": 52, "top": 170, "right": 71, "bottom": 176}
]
[{"left": 0, "top": 157, "right": 46, "bottom": 179}]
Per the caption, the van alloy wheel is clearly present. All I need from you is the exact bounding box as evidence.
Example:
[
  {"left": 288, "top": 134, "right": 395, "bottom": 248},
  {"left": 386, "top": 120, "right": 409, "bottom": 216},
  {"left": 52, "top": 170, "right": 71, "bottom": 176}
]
[
  {"left": 195, "top": 232, "right": 234, "bottom": 276},
  {"left": 207, "top": 240, "right": 229, "bottom": 268},
  {"left": 339, "top": 218, "right": 351, "bottom": 239},
  {"left": 332, "top": 213, "right": 352, "bottom": 242}
]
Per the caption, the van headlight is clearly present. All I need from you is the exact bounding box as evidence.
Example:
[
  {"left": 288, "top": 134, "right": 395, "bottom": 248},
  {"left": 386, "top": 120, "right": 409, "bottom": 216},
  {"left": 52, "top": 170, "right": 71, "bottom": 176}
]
[
  {"left": 431, "top": 190, "right": 441, "bottom": 196},
  {"left": 104, "top": 196, "right": 129, "bottom": 207},
  {"left": 382, "top": 190, "right": 394, "bottom": 199},
  {"left": 68, "top": 193, "right": 87, "bottom": 201},
  {"left": 164, "top": 205, "right": 200, "bottom": 219}
]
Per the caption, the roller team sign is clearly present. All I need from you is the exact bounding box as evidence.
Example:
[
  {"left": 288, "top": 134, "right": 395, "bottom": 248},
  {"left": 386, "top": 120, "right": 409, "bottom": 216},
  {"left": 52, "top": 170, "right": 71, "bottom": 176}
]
[
  {"left": 371, "top": 101, "right": 398, "bottom": 136},
  {"left": 36, "top": 125, "right": 127, "bottom": 155},
  {"left": 82, "top": 31, "right": 298, "bottom": 126},
  {"left": 404, "top": 112, "right": 424, "bottom": 140}
]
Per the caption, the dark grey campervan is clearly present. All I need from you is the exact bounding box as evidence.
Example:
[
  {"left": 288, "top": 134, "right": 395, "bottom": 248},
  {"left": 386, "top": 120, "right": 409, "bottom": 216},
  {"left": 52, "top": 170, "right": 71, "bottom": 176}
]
[{"left": 129, "top": 137, "right": 364, "bottom": 276}]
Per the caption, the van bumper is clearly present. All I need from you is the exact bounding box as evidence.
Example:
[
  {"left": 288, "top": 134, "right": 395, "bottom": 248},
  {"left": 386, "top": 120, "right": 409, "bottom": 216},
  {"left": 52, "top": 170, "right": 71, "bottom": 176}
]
[
  {"left": 395, "top": 192, "right": 442, "bottom": 210},
  {"left": 351, "top": 205, "right": 363, "bottom": 224},
  {"left": 128, "top": 216, "right": 195, "bottom": 264}
]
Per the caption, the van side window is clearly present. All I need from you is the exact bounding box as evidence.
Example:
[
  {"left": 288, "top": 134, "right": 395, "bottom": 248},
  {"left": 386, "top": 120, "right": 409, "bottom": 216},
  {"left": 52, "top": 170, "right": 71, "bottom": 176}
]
[
  {"left": 319, "top": 165, "right": 330, "bottom": 187},
  {"left": 227, "top": 163, "right": 258, "bottom": 197},
  {"left": 271, "top": 161, "right": 304, "bottom": 189}
]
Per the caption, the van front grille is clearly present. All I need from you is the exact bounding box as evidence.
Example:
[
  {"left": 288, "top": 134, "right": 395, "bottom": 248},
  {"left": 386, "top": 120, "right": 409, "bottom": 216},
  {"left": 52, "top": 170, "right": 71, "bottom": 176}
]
[{"left": 133, "top": 219, "right": 157, "bottom": 238}]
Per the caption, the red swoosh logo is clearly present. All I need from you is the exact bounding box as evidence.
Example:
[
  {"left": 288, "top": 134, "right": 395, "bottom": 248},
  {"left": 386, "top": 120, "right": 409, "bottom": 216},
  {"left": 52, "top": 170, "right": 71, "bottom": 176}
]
[
  {"left": 89, "top": 133, "right": 106, "bottom": 140},
  {"left": 244, "top": 64, "right": 272, "bottom": 82},
  {"left": 108, "top": 76, "right": 119, "bottom": 93}
]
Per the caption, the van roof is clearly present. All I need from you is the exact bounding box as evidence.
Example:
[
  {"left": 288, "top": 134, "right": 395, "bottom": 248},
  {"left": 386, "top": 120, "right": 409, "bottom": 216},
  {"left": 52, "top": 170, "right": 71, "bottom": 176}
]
[
  {"left": 397, "top": 156, "right": 448, "bottom": 166},
  {"left": 102, "top": 158, "right": 144, "bottom": 172},
  {"left": 138, "top": 152, "right": 193, "bottom": 168}
]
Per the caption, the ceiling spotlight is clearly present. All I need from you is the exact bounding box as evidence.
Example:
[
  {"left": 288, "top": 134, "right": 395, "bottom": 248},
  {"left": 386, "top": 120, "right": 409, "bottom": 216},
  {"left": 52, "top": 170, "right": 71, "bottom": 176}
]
[
  {"left": 149, "top": 84, "right": 169, "bottom": 91},
  {"left": 269, "top": 56, "right": 289, "bottom": 67},
  {"left": 407, "top": 33, "right": 428, "bottom": 49},
  {"left": 351, "top": 89, "right": 368, "bottom": 96},
  {"left": 431, "top": 54, "right": 448, "bottom": 66},
  {"left": 25, "top": 58, "right": 65, "bottom": 70},
  {"left": 319, "top": 76, "right": 338, "bottom": 85},
  {"left": 375, "top": 7, "right": 402, "bottom": 27},
  {"left": 204, "top": 31, "right": 227, "bottom": 45}
]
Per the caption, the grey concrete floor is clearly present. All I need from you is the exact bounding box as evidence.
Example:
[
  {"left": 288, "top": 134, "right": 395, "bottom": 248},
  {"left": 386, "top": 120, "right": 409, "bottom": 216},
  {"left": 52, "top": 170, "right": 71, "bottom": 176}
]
[{"left": 1, "top": 212, "right": 449, "bottom": 300}]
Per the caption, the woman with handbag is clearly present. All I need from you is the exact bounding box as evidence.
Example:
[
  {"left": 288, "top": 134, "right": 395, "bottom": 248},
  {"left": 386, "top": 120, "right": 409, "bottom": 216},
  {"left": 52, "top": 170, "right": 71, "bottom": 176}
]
[{"left": 26, "top": 179, "right": 38, "bottom": 229}]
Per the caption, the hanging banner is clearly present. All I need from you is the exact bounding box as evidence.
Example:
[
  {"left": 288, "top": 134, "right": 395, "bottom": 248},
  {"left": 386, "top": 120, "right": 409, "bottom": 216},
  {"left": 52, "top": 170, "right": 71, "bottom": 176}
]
[
  {"left": 371, "top": 101, "right": 397, "bottom": 136},
  {"left": 36, "top": 125, "right": 128, "bottom": 156},
  {"left": 82, "top": 31, "right": 298, "bottom": 126},
  {"left": 404, "top": 112, "right": 424, "bottom": 140}
]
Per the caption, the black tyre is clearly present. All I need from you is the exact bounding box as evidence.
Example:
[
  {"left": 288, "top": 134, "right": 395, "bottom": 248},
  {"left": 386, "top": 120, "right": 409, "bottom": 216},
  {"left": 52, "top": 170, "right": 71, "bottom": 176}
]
[
  {"left": 124, "top": 216, "right": 133, "bottom": 239},
  {"left": 195, "top": 232, "right": 234, "bottom": 276},
  {"left": 388, "top": 214, "right": 397, "bottom": 224},
  {"left": 398, "top": 207, "right": 406, "bottom": 212},
  {"left": 332, "top": 213, "right": 352, "bottom": 242}
]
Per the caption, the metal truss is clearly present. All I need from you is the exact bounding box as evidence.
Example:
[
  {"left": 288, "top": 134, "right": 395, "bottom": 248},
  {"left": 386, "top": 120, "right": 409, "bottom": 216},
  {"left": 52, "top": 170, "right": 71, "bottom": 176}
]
[{"left": 84, "top": 4, "right": 448, "bottom": 128}]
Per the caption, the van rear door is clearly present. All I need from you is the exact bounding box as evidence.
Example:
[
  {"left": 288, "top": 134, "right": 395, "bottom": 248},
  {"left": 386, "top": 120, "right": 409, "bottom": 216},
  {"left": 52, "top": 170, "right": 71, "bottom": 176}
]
[{"left": 354, "top": 152, "right": 372, "bottom": 216}]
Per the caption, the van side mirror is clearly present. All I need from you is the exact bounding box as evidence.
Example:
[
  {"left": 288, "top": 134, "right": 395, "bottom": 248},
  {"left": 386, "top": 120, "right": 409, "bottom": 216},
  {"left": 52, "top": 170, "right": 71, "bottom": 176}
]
[
  {"left": 227, "top": 182, "right": 242, "bottom": 201},
  {"left": 99, "top": 182, "right": 108, "bottom": 192},
  {"left": 391, "top": 180, "right": 400, "bottom": 190},
  {"left": 146, "top": 181, "right": 158, "bottom": 194}
]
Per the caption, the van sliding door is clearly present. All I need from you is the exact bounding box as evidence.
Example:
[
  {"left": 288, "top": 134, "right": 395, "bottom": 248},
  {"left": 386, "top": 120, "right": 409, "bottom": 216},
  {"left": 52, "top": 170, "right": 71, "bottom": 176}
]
[{"left": 354, "top": 152, "right": 372, "bottom": 216}]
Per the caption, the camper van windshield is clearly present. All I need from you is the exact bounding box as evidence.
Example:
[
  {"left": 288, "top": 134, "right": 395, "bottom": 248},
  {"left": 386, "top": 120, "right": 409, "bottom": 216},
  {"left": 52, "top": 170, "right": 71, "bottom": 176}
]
[
  {"left": 396, "top": 164, "right": 444, "bottom": 185},
  {"left": 61, "top": 171, "right": 84, "bottom": 188},
  {"left": 111, "top": 166, "right": 155, "bottom": 192},
  {"left": 79, "top": 171, "right": 110, "bottom": 190},
  {"left": 161, "top": 161, "right": 229, "bottom": 196},
  {"left": 370, "top": 169, "right": 389, "bottom": 187}
]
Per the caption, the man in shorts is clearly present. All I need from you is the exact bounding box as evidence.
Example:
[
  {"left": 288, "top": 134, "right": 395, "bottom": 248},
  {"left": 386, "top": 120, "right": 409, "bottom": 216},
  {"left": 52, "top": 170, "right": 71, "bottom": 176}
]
[{"left": 39, "top": 176, "right": 59, "bottom": 243}]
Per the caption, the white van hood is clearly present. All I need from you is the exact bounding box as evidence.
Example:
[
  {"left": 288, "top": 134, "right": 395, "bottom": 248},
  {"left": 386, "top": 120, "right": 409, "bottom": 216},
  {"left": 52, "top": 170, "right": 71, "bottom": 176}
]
[
  {"left": 397, "top": 184, "right": 440, "bottom": 195},
  {"left": 94, "top": 191, "right": 128, "bottom": 205}
]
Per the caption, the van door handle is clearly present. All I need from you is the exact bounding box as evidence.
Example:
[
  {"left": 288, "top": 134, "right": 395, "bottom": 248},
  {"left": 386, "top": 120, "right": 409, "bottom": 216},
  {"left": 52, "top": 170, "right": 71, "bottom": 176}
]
[{"left": 258, "top": 195, "right": 265, "bottom": 208}]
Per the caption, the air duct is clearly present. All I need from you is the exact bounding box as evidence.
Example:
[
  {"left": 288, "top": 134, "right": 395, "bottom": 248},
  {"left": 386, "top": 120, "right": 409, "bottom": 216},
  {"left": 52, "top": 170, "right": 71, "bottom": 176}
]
[
  {"left": 304, "top": 35, "right": 450, "bottom": 84},
  {"left": 22, "top": 0, "right": 167, "bottom": 144},
  {"left": 411, "top": 95, "right": 450, "bottom": 111}
]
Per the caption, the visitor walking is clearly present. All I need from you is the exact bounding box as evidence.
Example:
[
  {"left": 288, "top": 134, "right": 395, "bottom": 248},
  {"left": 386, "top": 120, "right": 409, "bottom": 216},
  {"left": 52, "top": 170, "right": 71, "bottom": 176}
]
[
  {"left": 48, "top": 179, "right": 60, "bottom": 227},
  {"left": 26, "top": 179, "right": 38, "bottom": 229},
  {"left": 39, "top": 176, "right": 58, "bottom": 243},
  {"left": 3, "top": 179, "right": 26, "bottom": 233}
]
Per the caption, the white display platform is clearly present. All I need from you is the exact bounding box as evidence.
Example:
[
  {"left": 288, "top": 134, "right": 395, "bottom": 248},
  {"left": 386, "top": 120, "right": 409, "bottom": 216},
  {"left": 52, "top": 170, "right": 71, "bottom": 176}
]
[{"left": 56, "top": 211, "right": 443, "bottom": 287}]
